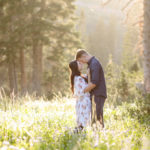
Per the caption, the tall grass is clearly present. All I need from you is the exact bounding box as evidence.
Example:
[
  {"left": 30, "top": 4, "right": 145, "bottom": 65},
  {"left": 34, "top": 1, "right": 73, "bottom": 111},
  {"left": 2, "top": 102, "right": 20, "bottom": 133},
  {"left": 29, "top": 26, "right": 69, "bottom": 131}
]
[
  {"left": 0, "top": 92, "right": 149, "bottom": 150},
  {"left": 0, "top": 58, "right": 150, "bottom": 150}
]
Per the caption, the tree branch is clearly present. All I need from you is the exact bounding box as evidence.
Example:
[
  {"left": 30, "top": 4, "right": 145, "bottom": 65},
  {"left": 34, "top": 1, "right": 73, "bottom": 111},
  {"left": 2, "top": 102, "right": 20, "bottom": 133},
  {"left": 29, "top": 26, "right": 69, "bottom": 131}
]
[
  {"left": 132, "top": 20, "right": 144, "bottom": 26},
  {"left": 102, "top": 0, "right": 113, "bottom": 6},
  {"left": 121, "top": 0, "right": 136, "bottom": 11}
]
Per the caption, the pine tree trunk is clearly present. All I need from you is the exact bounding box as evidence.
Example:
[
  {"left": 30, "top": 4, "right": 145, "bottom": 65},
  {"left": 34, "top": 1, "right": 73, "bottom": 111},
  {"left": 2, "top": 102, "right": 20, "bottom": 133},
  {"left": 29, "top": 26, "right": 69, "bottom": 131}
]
[
  {"left": 143, "top": 0, "right": 150, "bottom": 94},
  {"left": 20, "top": 49, "right": 27, "bottom": 94},
  {"left": 8, "top": 53, "right": 18, "bottom": 94},
  {"left": 32, "top": 40, "right": 43, "bottom": 96}
]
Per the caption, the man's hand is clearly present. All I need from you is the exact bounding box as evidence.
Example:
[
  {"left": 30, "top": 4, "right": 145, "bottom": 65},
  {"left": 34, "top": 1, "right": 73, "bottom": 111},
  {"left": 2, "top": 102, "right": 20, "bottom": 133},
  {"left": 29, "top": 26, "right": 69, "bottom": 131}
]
[
  {"left": 87, "top": 68, "right": 91, "bottom": 83},
  {"left": 84, "top": 82, "right": 96, "bottom": 93}
]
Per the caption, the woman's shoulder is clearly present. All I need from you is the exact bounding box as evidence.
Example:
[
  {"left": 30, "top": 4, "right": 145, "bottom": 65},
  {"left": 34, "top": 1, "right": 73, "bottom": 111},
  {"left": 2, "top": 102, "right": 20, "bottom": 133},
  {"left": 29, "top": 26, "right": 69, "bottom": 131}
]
[
  {"left": 74, "top": 76, "right": 84, "bottom": 82},
  {"left": 75, "top": 75, "right": 82, "bottom": 80}
]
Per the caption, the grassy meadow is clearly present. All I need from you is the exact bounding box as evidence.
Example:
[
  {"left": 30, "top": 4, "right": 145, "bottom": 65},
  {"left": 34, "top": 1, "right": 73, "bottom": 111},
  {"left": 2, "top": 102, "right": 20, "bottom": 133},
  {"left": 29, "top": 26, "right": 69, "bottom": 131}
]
[
  {"left": 0, "top": 1, "right": 150, "bottom": 150},
  {"left": 0, "top": 60, "right": 150, "bottom": 150},
  {"left": 0, "top": 92, "right": 149, "bottom": 150}
]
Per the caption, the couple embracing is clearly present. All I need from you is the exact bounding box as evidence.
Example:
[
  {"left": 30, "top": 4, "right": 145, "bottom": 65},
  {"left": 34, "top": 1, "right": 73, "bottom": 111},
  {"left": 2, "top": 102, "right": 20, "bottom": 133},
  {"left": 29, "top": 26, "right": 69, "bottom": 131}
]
[{"left": 69, "top": 49, "right": 107, "bottom": 131}]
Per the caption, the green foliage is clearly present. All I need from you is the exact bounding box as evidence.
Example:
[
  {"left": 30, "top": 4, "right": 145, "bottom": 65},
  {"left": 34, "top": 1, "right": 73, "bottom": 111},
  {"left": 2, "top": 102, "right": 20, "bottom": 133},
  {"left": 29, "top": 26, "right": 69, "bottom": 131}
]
[
  {"left": 105, "top": 53, "right": 143, "bottom": 106},
  {"left": 116, "top": 71, "right": 129, "bottom": 99},
  {"left": 105, "top": 54, "right": 150, "bottom": 129}
]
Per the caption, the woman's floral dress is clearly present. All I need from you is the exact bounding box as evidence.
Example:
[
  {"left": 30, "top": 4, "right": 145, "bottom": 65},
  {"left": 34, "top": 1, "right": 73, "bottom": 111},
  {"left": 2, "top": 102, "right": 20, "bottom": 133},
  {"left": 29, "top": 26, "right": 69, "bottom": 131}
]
[{"left": 74, "top": 76, "right": 91, "bottom": 127}]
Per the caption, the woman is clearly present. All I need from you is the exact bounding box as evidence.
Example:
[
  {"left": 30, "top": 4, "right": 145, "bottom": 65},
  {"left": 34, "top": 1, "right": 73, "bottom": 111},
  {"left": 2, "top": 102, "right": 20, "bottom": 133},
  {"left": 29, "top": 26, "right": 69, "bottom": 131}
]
[{"left": 69, "top": 60, "right": 91, "bottom": 130}]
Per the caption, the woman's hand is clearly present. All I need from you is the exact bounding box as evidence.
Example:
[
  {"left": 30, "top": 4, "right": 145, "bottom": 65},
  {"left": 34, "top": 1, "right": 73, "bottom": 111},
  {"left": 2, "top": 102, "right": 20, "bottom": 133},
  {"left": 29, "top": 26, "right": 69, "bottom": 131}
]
[{"left": 82, "top": 74, "right": 88, "bottom": 78}]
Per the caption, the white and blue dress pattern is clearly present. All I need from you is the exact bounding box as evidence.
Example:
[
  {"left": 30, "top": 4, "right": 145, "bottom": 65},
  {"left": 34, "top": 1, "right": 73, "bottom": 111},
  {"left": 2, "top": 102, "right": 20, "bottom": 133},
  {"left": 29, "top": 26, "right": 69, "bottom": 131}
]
[{"left": 74, "top": 76, "right": 91, "bottom": 127}]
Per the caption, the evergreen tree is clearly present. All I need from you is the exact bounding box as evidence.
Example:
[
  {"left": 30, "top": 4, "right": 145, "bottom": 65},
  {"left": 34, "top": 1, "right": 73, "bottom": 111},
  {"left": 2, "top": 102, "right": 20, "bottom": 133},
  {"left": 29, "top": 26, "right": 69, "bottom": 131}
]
[{"left": 0, "top": 0, "right": 81, "bottom": 96}]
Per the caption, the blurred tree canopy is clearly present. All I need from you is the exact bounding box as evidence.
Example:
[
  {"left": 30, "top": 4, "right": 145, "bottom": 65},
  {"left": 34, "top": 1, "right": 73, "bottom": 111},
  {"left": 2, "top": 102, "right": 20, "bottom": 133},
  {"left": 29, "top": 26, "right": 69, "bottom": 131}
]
[{"left": 0, "top": 0, "right": 81, "bottom": 97}]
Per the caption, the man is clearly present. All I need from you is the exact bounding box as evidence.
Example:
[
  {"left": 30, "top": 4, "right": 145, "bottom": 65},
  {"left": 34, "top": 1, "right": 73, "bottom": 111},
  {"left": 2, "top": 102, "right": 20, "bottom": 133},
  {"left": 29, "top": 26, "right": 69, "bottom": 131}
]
[{"left": 76, "top": 49, "right": 107, "bottom": 128}]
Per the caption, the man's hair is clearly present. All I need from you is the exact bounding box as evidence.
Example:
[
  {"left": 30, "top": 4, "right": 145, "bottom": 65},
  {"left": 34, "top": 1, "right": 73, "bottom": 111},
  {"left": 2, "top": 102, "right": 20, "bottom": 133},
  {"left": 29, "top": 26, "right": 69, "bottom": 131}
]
[{"left": 76, "top": 49, "right": 88, "bottom": 60}]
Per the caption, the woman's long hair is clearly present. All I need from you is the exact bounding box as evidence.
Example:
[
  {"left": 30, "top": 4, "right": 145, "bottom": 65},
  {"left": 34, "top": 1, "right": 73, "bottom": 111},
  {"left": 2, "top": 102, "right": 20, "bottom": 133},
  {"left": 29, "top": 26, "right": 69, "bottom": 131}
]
[{"left": 69, "top": 60, "right": 87, "bottom": 93}]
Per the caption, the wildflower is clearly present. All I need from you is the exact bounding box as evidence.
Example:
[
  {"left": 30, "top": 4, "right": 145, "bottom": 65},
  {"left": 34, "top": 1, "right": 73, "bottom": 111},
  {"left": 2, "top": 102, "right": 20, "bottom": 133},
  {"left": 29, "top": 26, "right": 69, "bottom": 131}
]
[
  {"left": 3, "top": 141, "right": 9, "bottom": 145},
  {"left": 9, "top": 145, "right": 19, "bottom": 150},
  {"left": 1, "top": 146, "right": 8, "bottom": 150}
]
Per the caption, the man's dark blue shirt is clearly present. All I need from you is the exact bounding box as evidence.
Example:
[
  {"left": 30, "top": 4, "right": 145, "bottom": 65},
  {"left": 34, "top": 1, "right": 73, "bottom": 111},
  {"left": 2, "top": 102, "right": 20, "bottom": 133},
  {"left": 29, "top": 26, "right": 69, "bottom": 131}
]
[{"left": 88, "top": 56, "right": 107, "bottom": 98}]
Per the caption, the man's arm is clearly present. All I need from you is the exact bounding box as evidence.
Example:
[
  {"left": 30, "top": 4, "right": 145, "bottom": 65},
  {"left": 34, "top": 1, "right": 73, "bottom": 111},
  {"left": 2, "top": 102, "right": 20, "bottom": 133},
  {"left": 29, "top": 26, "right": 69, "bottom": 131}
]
[{"left": 84, "top": 82, "right": 96, "bottom": 93}]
